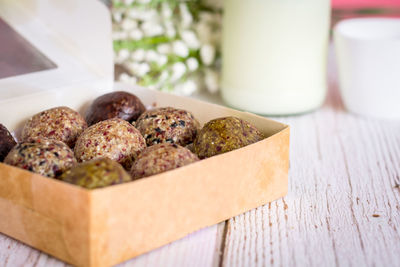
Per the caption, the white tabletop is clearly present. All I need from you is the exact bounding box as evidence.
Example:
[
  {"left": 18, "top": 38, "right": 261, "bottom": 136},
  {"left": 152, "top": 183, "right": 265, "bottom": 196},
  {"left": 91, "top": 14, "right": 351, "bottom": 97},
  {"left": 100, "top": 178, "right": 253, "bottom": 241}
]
[{"left": 1, "top": 47, "right": 400, "bottom": 267}]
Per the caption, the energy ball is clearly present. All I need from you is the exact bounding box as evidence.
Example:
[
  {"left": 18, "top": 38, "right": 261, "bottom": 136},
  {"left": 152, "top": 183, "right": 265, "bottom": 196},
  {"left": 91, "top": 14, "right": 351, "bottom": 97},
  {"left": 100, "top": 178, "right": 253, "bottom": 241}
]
[
  {"left": 135, "top": 107, "right": 200, "bottom": 147},
  {"left": 0, "top": 124, "right": 16, "bottom": 162},
  {"left": 59, "top": 158, "right": 132, "bottom": 189},
  {"left": 85, "top": 91, "right": 146, "bottom": 126},
  {"left": 4, "top": 138, "right": 76, "bottom": 178},
  {"left": 130, "top": 143, "right": 199, "bottom": 179},
  {"left": 193, "top": 117, "right": 264, "bottom": 159},
  {"left": 21, "top": 106, "right": 87, "bottom": 148},
  {"left": 74, "top": 118, "right": 146, "bottom": 169}
]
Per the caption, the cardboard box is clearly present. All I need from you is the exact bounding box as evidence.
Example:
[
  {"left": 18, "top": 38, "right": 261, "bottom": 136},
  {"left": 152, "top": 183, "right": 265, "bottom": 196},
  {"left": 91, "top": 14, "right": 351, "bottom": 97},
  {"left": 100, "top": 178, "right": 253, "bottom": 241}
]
[
  {"left": 0, "top": 85, "right": 289, "bottom": 267},
  {"left": 0, "top": 1, "right": 289, "bottom": 266}
]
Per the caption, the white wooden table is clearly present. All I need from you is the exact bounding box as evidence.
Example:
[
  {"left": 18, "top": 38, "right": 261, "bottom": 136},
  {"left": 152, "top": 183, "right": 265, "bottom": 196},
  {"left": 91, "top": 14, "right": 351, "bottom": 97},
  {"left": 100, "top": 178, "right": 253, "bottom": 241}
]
[{"left": 1, "top": 49, "right": 400, "bottom": 267}]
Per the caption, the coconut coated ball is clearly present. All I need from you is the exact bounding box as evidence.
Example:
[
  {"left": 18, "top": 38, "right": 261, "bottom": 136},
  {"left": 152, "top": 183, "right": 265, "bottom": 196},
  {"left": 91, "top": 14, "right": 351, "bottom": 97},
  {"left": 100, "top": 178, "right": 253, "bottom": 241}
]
[
  {"left": 135, "top": 107, "right": 200, "bottom": 147},
  {"left": 59, "top": 158, "right": 132, "bottom": 189},
  {"left": 4, "top": 138, "right": 76, "bottom": 178},
  {"left": 193, "top": 116, "right": 264, "bottom": 159},
  {"left": 85, "top": 91, "right": 146, "bottom": 126},
  {"left": 74, "top": 118, "right": 146, "bottom": 169},
  {"left": 21, "top": 106, "right": 87, "bottom": 148},
  {"left": 0, "top": 124, "right": 16, "bottom": 162},
  {"left": 130, "top": 143, "right": 199, "bottom": 179}
]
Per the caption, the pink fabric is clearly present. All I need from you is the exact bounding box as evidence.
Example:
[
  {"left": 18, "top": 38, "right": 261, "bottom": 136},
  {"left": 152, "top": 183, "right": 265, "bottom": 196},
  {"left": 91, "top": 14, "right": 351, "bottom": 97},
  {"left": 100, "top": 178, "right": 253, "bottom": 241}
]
[{"left": 333, "top": 0, "right": 400, "bottom": 8}]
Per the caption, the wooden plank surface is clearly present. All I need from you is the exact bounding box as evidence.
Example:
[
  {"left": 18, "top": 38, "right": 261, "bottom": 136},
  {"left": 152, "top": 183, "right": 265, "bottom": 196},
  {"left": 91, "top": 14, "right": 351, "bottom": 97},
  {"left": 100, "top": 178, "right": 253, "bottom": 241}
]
[
  {"left": 221, "top": 51, "right": 400, "bottom": 267},
  {"left": 1, "top": 49, "right": 400, "bottom": 267},
  {"left": 222, "top": 88, "right": 400, "bottom": 267}
]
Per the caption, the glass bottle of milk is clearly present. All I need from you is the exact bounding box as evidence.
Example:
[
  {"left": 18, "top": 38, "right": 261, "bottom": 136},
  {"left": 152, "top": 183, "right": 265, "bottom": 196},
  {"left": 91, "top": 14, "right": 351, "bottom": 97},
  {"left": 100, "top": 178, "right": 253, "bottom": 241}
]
[{"left": 221, "top": 0, "right": 331, "bottom": 115}]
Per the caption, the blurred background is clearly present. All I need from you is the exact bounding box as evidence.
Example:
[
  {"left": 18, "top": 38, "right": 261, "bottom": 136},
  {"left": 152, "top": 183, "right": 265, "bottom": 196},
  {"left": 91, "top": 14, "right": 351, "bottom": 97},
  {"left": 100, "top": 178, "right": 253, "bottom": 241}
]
[{"left": 109, "top": 0, "right": 400, "bottom": 97}]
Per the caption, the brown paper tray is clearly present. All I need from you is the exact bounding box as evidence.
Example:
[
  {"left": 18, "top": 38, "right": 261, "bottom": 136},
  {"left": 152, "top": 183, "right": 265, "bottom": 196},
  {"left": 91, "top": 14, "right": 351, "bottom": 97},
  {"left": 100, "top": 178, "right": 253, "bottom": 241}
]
[{"left": 0, "top": 87, "right": 290, "bottom": 267}]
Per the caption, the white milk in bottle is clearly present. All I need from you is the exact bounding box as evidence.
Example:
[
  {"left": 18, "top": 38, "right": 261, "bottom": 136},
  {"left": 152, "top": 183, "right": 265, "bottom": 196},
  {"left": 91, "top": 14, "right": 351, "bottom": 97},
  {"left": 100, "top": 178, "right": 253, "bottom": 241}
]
[{"left": 221, "top": 0, "right": 331, "bottom": 115}]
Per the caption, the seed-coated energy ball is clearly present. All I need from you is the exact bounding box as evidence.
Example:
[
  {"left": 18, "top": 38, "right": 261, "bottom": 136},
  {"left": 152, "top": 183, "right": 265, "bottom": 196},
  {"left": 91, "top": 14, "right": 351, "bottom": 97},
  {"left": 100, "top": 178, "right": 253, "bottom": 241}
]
[
  {"left": 21, "top": 106, "right": 87, "bottom": 148},
  {"left": 74, "top": 118, "right": 146, "bottom": 169},
  {"left": 85, "top": 91, "right": 146, "bottom": 126},
  {"left": 135, "top": 107, "right": 200, "bottom": 147},
  {"left": 4, "top": 138, "right": 76, "bottom": 178},
  {"left": 59, "top": 158, "right": 132, "bottom": 189},
  {"left": 0, "top": 124, "right": 16, "bottom": 162},
  {"left": 130, "top": 143, "right": 199, "bottom": 179},
  {"left": 193, "top": 117, "right": 264, "bottom": 159}
]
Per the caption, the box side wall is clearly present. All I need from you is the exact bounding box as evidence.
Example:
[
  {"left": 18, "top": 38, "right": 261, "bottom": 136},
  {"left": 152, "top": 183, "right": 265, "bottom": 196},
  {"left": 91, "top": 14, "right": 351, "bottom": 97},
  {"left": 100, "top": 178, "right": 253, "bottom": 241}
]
[
  {"left": 90, "top": 127, "right": 289, "bottom": 267},
  {"left": 0, "top": 163, "right": 92, "bottom": 266}
]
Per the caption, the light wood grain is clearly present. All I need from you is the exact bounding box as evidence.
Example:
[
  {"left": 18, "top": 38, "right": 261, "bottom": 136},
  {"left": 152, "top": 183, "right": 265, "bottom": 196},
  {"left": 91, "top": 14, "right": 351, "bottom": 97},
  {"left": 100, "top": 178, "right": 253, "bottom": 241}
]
[
  {"left": 1, "top": 48, "right": 399, "bottom": 267},
  {"left": 221, "top": 53, "right": 400, "bottom": 267}
]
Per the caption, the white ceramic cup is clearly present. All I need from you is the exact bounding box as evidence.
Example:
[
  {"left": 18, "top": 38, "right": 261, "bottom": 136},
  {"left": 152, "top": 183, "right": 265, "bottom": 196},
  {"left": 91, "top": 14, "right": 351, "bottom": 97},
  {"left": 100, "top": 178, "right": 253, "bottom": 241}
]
[{"left": 334, "top": 18, "right": 400, "bottom": 119}]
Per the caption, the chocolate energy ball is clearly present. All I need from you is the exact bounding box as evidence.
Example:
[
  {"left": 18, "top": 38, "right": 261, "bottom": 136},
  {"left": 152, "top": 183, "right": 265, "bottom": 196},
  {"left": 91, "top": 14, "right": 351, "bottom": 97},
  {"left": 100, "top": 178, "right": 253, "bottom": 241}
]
[
  {"left": 130, "top": 143, "right": 199, "bottom": 179},
  {"left": 135, "top": 107, "right": 200, "bottom": 147},
  {"left": 85, "top": 91, "right": 146, "bottom": 126},
  {"left": 0, "top": 124, "right": 16, "bottom": 162},
  {"left": 4, "top": 138, "right": 76, "bottom": 178},
  {"left": 74, "top": 118, "right": 146, "bottom": 169},
  {"left": 59, "top": 158, "right": 132, "bottom": 189},
  {"left": 21, "top": 106, "right": 87, "bottom": 148},
  {"left": 193, "top": 117, "right": 264, "bottom": 159}
]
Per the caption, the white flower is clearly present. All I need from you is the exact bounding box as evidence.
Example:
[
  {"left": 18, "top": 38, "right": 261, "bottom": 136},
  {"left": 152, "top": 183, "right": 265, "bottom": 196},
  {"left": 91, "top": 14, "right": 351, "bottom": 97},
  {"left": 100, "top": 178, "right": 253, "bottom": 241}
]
[
  {"left": 164, "top": 21, "right": 176, "bottom": 38},
  {"left": 121, "top": 18, "right": 138, "bottom": 31},
  {"left": 171, "top": 62, "right": 187, "bottom": 82},
  {"left": 200, "top": 44, "right": 216, "bottom": 66},
  {"left": 145, "top": 50, "right": 159, "bottom": 62},
  {"left": 181, "top": 30, "right": 200, "bottom": 49},
  {"left": 140, "top": 9, "right": 158, "bottom": 22},
  {"left": 131, "top": 49, "right": 145, "bottom": 61},
  {"left": 126, "top": 62, "right": 141, "bottom": 74},
  {"left": 186, "top": 57, "right": 199, "bottom": 72},
  {"left": 196, "top": 21, "right": 212, "bottom": 44},
  {"left": 119, "top": 73, "right": 137, "bottom": 84},
  {"left": 126, "top": 8, "right": 142, "bottom": 20},
  {"left": 157, "top": 43, "right": 171, "bottom": 54},
  {"left": 204, "top": 69, "right": 219, "bottom": 93},
  {"left": 179, "top": 3, "right": 193, "bottom": 29},
  {"left": 112, "top": 11, "right": 123, "bottom": 23},
  {"left": 123, "top": 0, "right": 134, "bottom": 5},
  {"left": 178, "top": 80, "right": 198, "bottom": 96},
  {"left": 199, "top": 12, "right": 215, "bottom": 24},
  {"left": 159, "top": 70, "right": 169, "bottom": 83},
  {"left": 127, "top": 62, "right": 150, "bottom": 77},
  {"left": 118, "top": 49, "right": 130, "bottom": 62},
  {"left": 141, "top": 21, "right": 164, "bottom": 37},
  {"left": 137, "top": 63, "right": 150, "bottom": 76},
  {"left": 161, "top": 2, "right": 172, "bottom": 19},
  {"left": 172, "top": 40, "right": 189, "bottom": 58},
  {"left": 129, "top": 28, "right": 144, "bottom": 40},
  {"left": 157, "top": 55, "right": 168, "bottom": 66}
]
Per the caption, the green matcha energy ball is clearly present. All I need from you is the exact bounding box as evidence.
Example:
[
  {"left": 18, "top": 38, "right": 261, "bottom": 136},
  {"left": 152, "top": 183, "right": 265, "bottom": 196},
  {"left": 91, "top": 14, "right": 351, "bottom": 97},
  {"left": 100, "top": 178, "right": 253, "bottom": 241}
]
[
  {"left": 130, "top": 143, "right": 199, "bottom": 179},
  {"left": 193, "top": 117, "right": 264, "bottom": 159},
  {"left": 59, "top": 158, "right": 132, "bottom": 189}
]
